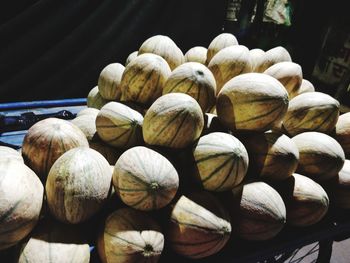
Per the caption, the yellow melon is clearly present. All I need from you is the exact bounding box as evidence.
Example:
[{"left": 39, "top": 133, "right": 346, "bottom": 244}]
[
  {"left": 98, "top": 63, "right": 125, "bottom": 100},
  {"left": 125, "top": 50, "right": 138, "bottom": 66},
  {"left": 87, "top": 86, "right": 110, "bottom": 109}
]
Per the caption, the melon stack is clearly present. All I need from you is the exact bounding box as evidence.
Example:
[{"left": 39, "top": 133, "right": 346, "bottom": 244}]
[{"left": 1, "top": 32, "right": 349, "bottom": 262}]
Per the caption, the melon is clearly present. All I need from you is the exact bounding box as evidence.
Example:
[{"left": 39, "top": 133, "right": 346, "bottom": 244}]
[
  {"left": 216, "top": 73, "right": 289, "bottom": 132},
  {"left": 241, "top": 131, "right": 299, "bottom": 180},
  {"left": 206, "top": 33, "right": 238, "bottom": 64},
  {"left": 98, "top": 63, "right": 125, "bottom": 100},
  {"left": 208, "top": 45, "right": 252, "bottom": 93},
  {"left": 295, "top": 79, "right": 315, "bottom": 96},
  {"left": 96, "top": 102, "right": 143, "bottom": 148},
  {"left": 22, "top": 118, "right": 89, "bottom": 180},
  {"left": 97, "top": 208, "right": 164, "bottom": 263},
  {"left": 90, "top": 139, "right": 123, "bottom": 165},
  {"left": 46, "top": 147, "right": 112, "bottom": 224},
  {"left": 143, "top": 93, "right": 204, "bottom": 149},
  {"left": 249, "top": 48, "right": 267, "bottom": 73},
  {"left": 330, "top": 160, "right": 350, "bottom": 209},
  {"left": 18, "top": 219, "right": 90, "bottom": 263},
  {"left": 87, "top": 86, "right": 110, "bottom": 109},
  {"left": 232, "top": 181, "right": 286, "bottom": 240},
  {"left": 113, "top": 146, "right": 179, "bottom": 211},
  {"left": 120, "top": 53, "right": 172, "bottom": 106},
  {"left": 125, "top": 51, "right": 138, "bottom": 66},
  {"left": 76, "top": 107, "right": 99, "bottom": 118},
  {"left": 0, "top": 146, "right": 23, "bottom": 163},
  {"left": 265, "top": 46, "right": 292, "bottom": 69},
  {"left": 335, "top": 112, "right": 350, "bottom": 156},
  {"left": 162, "top": 62, "right": 216, "bottom": 112},
  {"left": 184, "top": 46, "right": 207, "bottom": 64},
  {"left": 71, "top": 114, "right": 97, "bottom": 141},
  {"left": 292, "top": 132, "right": 345, "bottom": 181},
  {"left": 138, "top": 35, "right": 184, "bottom": 70},
  {"left": 0, "top": 160, "right": 43, "bottom": 250},
  {"left": 263, "top": 61, "right": 303, "bottom": 98},
  {"left": 167, "top": 192, "right": 231, "bottom": 259},
  {"left": 283, "top": 174, "right": 329, "bottom": 227},
  {"left": 283, "top": 92, "right": 340, "bottom": 136},
  {"left": 192, "top": 132, "right": 249, "bottom": 191}
]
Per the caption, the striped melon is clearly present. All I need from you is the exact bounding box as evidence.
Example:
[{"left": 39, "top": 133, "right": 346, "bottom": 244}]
[
  {"left": 138, "top": 35, "right": 184, "bottom": 70},
  {"left": 87, "top": 86, "right": 110, "bottom": 109},
  {"left": 206, "top": 33, "right": 238, "bottom": 64},
  {"left": 192, "top": 132, "right": 249, "bottom": 191},
  {"left": 71, "top": 114, "right": 97, "bottom": 141},
  {"left": 184, "top": 46, "right": 207, "bottom": 64},
  {"left": 163, "top": 62, "right": 216, "bottom": 112},
  {"left": 98, "top": 63, "right": 125, "bottom": 100},
  {"left": 46, "top": 147, "right": 112, "bottom": 224},
  {"left": 113, "top": 146, "right": 179, "bottom": 211},
  {"left": 265, "top": 46, "right": 292, "bottom": 69},
  {"left": 201, "top": 113, "right": 229, "bottom": 136},
  {"left": 292, "top": 132, "right": 345, "bottom": 181},
  {"left": 22, "top": 118, "right": 89, "bottom": 181},
  {"left": 0, "top": 160, "right": 43, "bottom": 250},
  {"left": 241, "top": 131, "right": 299, "bottom": 180},
  {"left": 263, "top": 61, "right": 303, "bottom": 98},
  {"left": 120, "top": 53, "right": 171, "bottom": 106},
  {"left": 330, "top": 160, "right": 350, "bottom": 209},
  {"left": 96, "top": 102, "right": 143, "bottom": 148},
  {"left": 125, "top": 51, "right": 138, "bottom": 66},
  {"left": 232, "top": 181, "right": 286, "bottom": 240},
  {"left": 18, "top": 219, "right": 90, "bottom": 263},
  {"left": 335, "top": 112, "right": 350, "bottom": 157},
  {"left": 208, "top": 45, "right": 252, "bottom": 93},
  {"left": 216, "top": 73, "right": 289, "bottom": 132},
  {"left": 167, "top": 192, "right": 231, "bottom": 259},
  {"left": 249, "top": 48, "right": 268, "bottom": 73},
  {"left": 76, "top": 107, "right": 99, "bottom": 118},
  {"left": 283, "top": 92, "right": 340, "bottom": 136},
  {"left": 143, "top": 93, "right": 204, "bottom": 149},
  {"left": 97, "top": 208, "right": 164, "bottom": 263},
  {"left": 295, "top": 79, "right": 315, "bottom": 96},
  {"left": 283, "top": 174, "right": 329, "bottom": 226},
  {"left": 0, "top": 146, "right": 24, "bottom": 163}
]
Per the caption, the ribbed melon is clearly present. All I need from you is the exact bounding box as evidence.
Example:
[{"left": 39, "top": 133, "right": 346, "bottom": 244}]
[
  {"left": 216, "top": 73, "right": 289, "bottom": 132},
  {"left": 143, "top": 93, "right": 204, "bottom": 149},
  {"left": 192, "top": 132, "right": 249, "bottom": 191},
  {"left": 46, "top": 147, "right": 112, "bottom": 224},
  {"left": 206, "top": 33, "right": 238, "bottom": 64},
  {"left": 97, "top": 208, "right": 164, "bottom": 263},
  {"left": 335, "top": 112, "right": 350, "bottom": 157},
  {"left": 125, "top": 51, "right": 138, "bottom": 66},
  {"left": 87, "top": 86, "right": 110, "bottom": 109},
  {"left": 163, "top": 62, "right": 216, "bottom": 112},
  {"left": 232, "top": 181, "right": 286, "bottom": 240},
  {"left": 295, "top": 79, "right": 315, "bottom": 96},
  {"left": 185, "top": 46, "right": 207, "bottom": 64},
  {"left": 241, "top": 131, "right": 299, "bottom": 180},
  {"left": 249, "top": 48, "right": 267, "bottom": 73},
  {"left": 96, "top": 102, "right": 143, "bottom": 148},
  {"left": 0, "top": 160, "right": 43, "bottom": 250},
  {"left": 208, "top": 45, "right": 252, "bottom": 93},
  {"left": 138, "top": 35, "right": 184, "bottom": 70},
  {"left": 113, "top": 146, "right": 179, "bottom": 211},
  {"left": 98, "top": 63, "right": 125, "bottom": 100},
  {"left": 0, "top": 146, "right": 23, "bottom": 163},
  {"left": 283, "top": 92, "right": 340, "bottom": 136},
  {"left": 167, "top": 192, "right": 231, "bottom": 259},
  {"left": 22, "top": 118, "right": 89, "bottom": 180},
  {"left": 265, "top": 46, "right": 292, "bottom": 69},
  {"left": 76, "top": 107, "right": 99, "bottom": 118},
  {"left": 264, "top": 61, "right": 303, "bottom": 98},
  {"left": 283, "top": 174, "right": 329, "bottom": 226},
  {"left": 330, "top": 160, "right": 350, "bottom": 209},
  {"left": 120, "top": 53, "right": 171, "bottom": 106},
  {"left": 292, "top": 132, "right": 345, "bottom": 181},
  {"left": 71, "top": 114, "right": 97, "bottom": 141},
  {"left": 18, "top": 219, "right": 90, "bottom": 263}
]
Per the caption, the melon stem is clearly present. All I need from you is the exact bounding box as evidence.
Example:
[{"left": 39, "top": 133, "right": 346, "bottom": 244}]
[
  {"left": 150, "top": 182, "right": 159, "bottom": 191},
  {"left": 143, "top": 244, "right": 154, "bottom": 257}
]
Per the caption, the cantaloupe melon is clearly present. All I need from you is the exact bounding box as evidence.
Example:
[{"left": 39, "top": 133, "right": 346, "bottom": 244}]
[
  {"left": 206, "top": 33, "right": 238, "bottom": 64},
  {"left": 265, "top": 46, "right": 292, "bottom": 69},
  {"left": 71, "top": 114, "right": 97, "bottom": 141},
  {"left": 87, "top": 86, "right": 110, "bottom": 109},
  {"left": 330, "top": 160, "right": 350, "bottom": 209},
  {"left": 185, "top": 46, "right": 207, "bottom": 64},
  {"left": 125, "top": 51, "right": 138, "bottom": 66},
  {"left": 295, "top": 79, "right": 315, "bottom": 96},
  {"left": 0, "top": 146, "right": 23, "bottom": 163},
  {"left": 249, "top": 48, "right": 267, "bottom": 73},
  {"left": 98, "top": 63, "right": 125, "bottom": 100},
  {"left": 76, "top": 107, "right": 99, "bottom": 118},
  {"left": 335, "top": 112, "right": 350, "bottom": 157}
]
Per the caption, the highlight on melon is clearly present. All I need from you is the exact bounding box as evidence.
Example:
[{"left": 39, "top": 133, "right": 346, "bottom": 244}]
[
  {"left": 167, "top": 192, "right": 231, "bottom": 259},
  {"left": 22, "top": 118, "right": 89, "bottom": 181},
  {"left": 0, "top": 160, "right": 43, "bottom": 250},
  {"left": 184, "top": 46, "right": 207, "bottom": 64},
  {"left": 206, "top": 33, "right": 238, "bottom": 64},
  {"left": 120, "top": 53, "right": 172, "bottom": 106},
  {"left": 265, "top": 46, "right": 292, "bottom": 70},
  {"left": 125, "top": 50, "right": 138, "bottom": 66},
  {"left": 87, "top": 86, "right": 110, "bottom": 109},
  {"left": 192, "top": 132, "right": 249, "bottom": 191},
  {"left": 295, "top": 78, "right": 315, "bottom": 96},
  {"left": 143, "top": 93, "right": 204, "bottom": 149},
  {"left": 98, "top": 63, "right": 125, "bottom": 100},
  {"left": 335, "top": 112, "right": 350, "bottom": 157},
  {"left": 216, "top": 73, "right": 289, "bottom": 132},
  {"left": 162, "top": 62, "right": 216, "bottom": 112},
  {"left": 249, "top": 48, "right": 267, "bottom": 73},
  {"left": 113, "top": 146, "right": 179, "bottom": 211},
  {"left": 0, "top": 145, "right": 24, "bottom": 163},
  {"left": 46, "top": 147, "right": 112, "bottom": 224},
  {"left": 76, "top": 107, "right": 99, "bottom": 118},
  {"left": 97, "top": 208, "right": 164, "bottom": 263}
]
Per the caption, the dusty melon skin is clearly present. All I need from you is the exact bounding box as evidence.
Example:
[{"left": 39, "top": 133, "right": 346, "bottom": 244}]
[
  {"left": 97, "top": 208, "right": 164, "bottom": 263},
  {"left": 98, "top": 63, "right": 125, "bottom": 100},
  {"left": 206, "top": 32, "right": 238, "bottom": 64},
  {"left": 143, "top": 93, "right": 204, "bottom": 149},
  {"left": 0, "top": 145, "right": 24, "bottom": 163}
]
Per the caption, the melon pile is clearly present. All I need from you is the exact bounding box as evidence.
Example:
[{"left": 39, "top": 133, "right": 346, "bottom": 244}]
[{"left": 1, "top": 33, "right": 350, "bottom": 262}]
